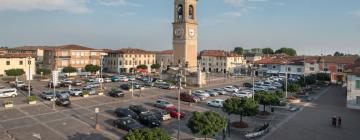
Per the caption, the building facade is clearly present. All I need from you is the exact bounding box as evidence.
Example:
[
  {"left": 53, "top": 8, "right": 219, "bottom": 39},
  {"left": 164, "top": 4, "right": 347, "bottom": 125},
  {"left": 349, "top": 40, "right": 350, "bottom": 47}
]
[
  {"left": 199, "top": 50, "right": 246, "bottom": 74},
  {"left": 43, "top": 45, "right": 105, "bottom": 72},
  {"left": 103, "top": 48, "right": 156, "bottom": 74},
  {"left": 156, "top": 50, "right": 174, "bottom": 68},
  {"left": 6, "top": 46, "right": 48, "bottom": 64},
  {"left": 173, "top": 0, "right": 198, "bottom": 69},
  {"left": 0, "top": 54, "right": 36, "bottom": 77},
  {"left": 345, "top": 63, "right": 360, "bottom": 109}
]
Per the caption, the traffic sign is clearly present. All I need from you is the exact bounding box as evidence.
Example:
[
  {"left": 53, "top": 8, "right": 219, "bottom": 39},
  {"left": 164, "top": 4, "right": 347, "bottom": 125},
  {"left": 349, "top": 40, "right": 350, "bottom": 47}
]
[{"left": 52, "top": 71, "right": 58, "bottom": 86}]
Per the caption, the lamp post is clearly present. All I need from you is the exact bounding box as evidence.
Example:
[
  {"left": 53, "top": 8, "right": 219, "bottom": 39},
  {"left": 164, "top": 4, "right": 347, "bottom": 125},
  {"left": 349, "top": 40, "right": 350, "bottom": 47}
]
[
  {"left": 285, "top": 62, "right": 288, "bottom": 98},
  {"left": 95, "top": 107, "right": 100, "bottom": 130},
  {"left": 100, "top": 55, "right": 103, "bottom": 94},
  {"left": 177, "top": 63, "right": 183, "bottom": 140},
  {"left": 131, "top": 57, "right": 135, "bottom": 97},
  {"left": 27, "top": 57, "right": 32, "bottom": 99}
]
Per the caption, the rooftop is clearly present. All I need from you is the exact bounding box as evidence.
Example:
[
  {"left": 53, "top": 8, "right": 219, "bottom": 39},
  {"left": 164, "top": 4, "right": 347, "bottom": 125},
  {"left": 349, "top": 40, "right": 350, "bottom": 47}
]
[
  {"left": 200, "top": 50, "right": 241, "bottom": 57},
  {"left": 0, "top": 54, "right": 35, "bottom": 58},
  {"left": 114, "top": 48, "right": 154, "bottom": 54},
  {"left": 156, "top": 50, "right": 173, "bottom": 55}
]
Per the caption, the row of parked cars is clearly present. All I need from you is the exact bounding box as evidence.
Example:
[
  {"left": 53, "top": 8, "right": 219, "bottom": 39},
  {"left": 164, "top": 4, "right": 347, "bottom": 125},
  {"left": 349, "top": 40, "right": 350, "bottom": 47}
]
[{"left": 113, "top": 99, "right": 185, "bottom": 131}]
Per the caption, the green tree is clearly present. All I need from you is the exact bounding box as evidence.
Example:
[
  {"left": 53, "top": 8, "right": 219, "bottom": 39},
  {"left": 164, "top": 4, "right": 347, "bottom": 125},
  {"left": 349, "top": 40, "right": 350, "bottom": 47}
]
[
  {"left": 262, "top": 48, "right": 274, "bottom": 54},
  {"left": 298, "top": 74, "right": 316, "bottom": 87},
  {"left": 151, "top": 63, "right": 161, "bottom": 69},
  {"left": 275, "top": 47, "right": 297, "bottom": 56},
  {"left": 282, "top": 82, "right": 300, "bottom": 92},
  {"left": 255, "top": 92, "right": 280, "bottom": 112},
  {"left": 223, "top": 98, "right": 258, "bottom": 128},
  {"left": 5, "top": 69, "right": 25, "bottom": 76},
  {"left": 123, "top": 128, "right": 171, "bottom": 140},
  {"left": 233, "top": 47, "right": 244, "bottom": 55},
  {"left": 36, "top": 68, "right": 51, "bottom": 75},
  {"left": 316, "top": 73, "right": 330, "bottom": 81},
  {"left": 187, "top": 111, "right": 227, "bottom": 140},
  {"left": 62, "top": 66, "right": 77, "bottom": 74},
  {"left": 334, "top": 51, "right": 345, "bottom": 56},
  {"left": 84, "top": 64, "right": 100, "bottom": 73},
  {"left": 136, "top": 64, "right": 148, "bottom": 69}
]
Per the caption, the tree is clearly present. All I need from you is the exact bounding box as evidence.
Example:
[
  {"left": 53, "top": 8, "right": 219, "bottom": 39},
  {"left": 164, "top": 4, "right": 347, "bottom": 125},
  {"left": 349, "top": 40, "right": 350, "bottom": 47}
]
[
  {"left": 84, "top": 64, "right": 100, "bottom": 73},
  {"left": 223, "top": 98, "right": 258, "bottom": 128},
  {"left": 275, "top": 47, "right": 297, "bottom": 56},
  {"left": 255, "top": 92, "right": 280, "bottom": 113},
  {"left": 298, "top": 74, "right": 316, "bottom": 87},
  {"left": 151, "top": 63, "right": 161, "bottom": 69},
  {"left": 316, "top": 73, "right": 330, "bottom": 81},
  {"left": 187, "top": 111, "right": 227, "bottom": 140},
  {"left": 262, "top": 48, "right": 274, "bottom": 54},
  {"left": 282, "top": 82, "right": 300, "bottom": 92},
  {"left": 334, "top": 51, "right": 345, "bottom": 56},
  {"left": 62, "top": 66, "right": 77, "bottom": 74},
  {"left": 137, "top": 64, "right": 148, "bottom": 69},
  {"left": 5, "top": 69, "right": 25, "bottom": 77},
  {"left": 36, "top": 68, "right": 51, "bottom": 75},
  {"left": 233, "top": 47, "right": 244, "bottom": 55},
  {"left": 123, "top": 128, "right": 171, "bottom": 140}
]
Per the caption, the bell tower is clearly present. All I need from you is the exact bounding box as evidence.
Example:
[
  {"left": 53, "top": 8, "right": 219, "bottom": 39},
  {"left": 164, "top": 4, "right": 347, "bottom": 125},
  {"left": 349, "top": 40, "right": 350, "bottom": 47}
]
[{"left": 173, "top": 0, "right": 198, "bottom": 69}]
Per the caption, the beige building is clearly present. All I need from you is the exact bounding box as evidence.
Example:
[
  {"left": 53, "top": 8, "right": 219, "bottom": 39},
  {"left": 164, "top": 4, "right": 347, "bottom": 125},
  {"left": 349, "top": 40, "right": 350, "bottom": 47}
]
[
  {"left": 173, "top": 0, "right": 198, "bottom": 69},
  {"left": 200, "top": 50, "right": 246, "bottom": 74},
  {"left": 156, "top": 50, "right": 174, "bottom": 68},
  {"left": 0, "top": 54, "right": 36, "bottom": 77},
  {"left": 6, "top": 46, "right": 49, "bottom": 64},
  {"left": 103, "top": 48, "right": 156, "bottom": 73},
  {"left": 43, "top": 45, "right": 105, "bottom": 72}
]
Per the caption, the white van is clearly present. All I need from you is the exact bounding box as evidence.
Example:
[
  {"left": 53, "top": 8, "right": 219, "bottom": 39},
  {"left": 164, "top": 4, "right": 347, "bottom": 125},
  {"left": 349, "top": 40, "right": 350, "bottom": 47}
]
[{"left": 0, "top": 88, "right": 18, "bottom": 98}]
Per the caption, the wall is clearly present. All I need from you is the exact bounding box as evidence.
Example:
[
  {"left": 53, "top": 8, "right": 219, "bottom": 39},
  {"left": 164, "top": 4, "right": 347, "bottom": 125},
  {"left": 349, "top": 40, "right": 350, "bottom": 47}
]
[
  {"left": 0, "top": 57, "right": 36, "bottom": 76},
  {"left": 347, "top": 74, "right": 360, "bottom": 109}
]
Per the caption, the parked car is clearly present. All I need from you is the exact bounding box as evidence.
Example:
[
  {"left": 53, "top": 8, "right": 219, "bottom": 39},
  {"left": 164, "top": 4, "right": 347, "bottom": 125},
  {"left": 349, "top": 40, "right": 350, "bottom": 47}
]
[
  {"left": 57, "top": 90, "right": 71, "bottom": 98},
  {"left": 150, "top": 109, "right": 172, "bottom": 121},
  {"left": 120, "top": 84, "right": 131, "bottom": 90},
  {"left": 213, "top": 88, "right": 227, "bottom": 95},
  {"left": 128, "top": 76, "right": 136, "bottom": 81},
  {"left": 164, "top": 107, "right": 185, "bottom": 119},
  {"left": 192, "top": 90, "right": 210, "bottom": 98},
  {"left": 243, "top": 82, "right": 253, "bottom": 88},
  {"left": 14, "top": 81, "right": 26, "bottom": 88},
  {"left": 103, "top": 78, "right": 112, "bottom": 83},
  {"left": 55, "top": 96, "right": 71, "bottom": 107},
  {"left": 113, "top": 117, "right": 144, "bottom": 131},
  {"left": 154, "top": 99, "right": 175, "bottom": 109},
  {"left": 108, "top": 89, "right": 125, "bottom": 97},
  {"left": 207, "top": 99, "right": 224, "bottom": 108},
  {"left": 82, "top": 87, "right": 97, "bottom": 95},
  {"left": 233, "top": 90, "right": 252, "bottom": 98},
  {"left": 40, "top": 91, "right": 56, "bottom": 100},
  {"left": 86, "top": 82, "right": 100, "bottom": 88},
  {"left": 69, "top": 88, "right": 83, "bottom": 96},
  {"left": 223, "top": 86, "right": 239, "bottom": 93},
  {"left": 48, "top": 82, "right": 61, "bottom": 88},
  {"left": 0, "top": 88, "right": 17, "bottom": 98},
  {"left": 159, "top": 83, "right": 176, "bottom": 90},
  {"left": 138, "top": 112, "right": 162, "bottom": 127},
  {"left": 72, "top": 81, "right": 82, "bottom": 86},
  {"left": 111, "top": 76, "right": 120, "bottom": 82},
  {"left": 129, "top": 105, "right": 149, "bottom": 115},
  {"left": 204, "top": 89, "right": 219, "bottom": 96},
  {"left": 180, "top": 92, "right": 200, "bottom": 103},
  {"left": 19, "top": 85, "right": 33, "bottom": 91},
  {"left": 144, "top": 81, "right": 154, "bottom": 87},
  {"left": 114, "top": 108, "right": 138, "bottom": 119},
  {"left": 119, "top": 76, "right": 129, "bottom": 82}
]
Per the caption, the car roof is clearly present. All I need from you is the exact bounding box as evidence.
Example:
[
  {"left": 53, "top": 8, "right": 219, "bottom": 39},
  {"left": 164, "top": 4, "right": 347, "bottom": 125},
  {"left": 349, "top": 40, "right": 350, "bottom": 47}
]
[{"left": 213, "top": 99, "right": 224, "bottom": 102}]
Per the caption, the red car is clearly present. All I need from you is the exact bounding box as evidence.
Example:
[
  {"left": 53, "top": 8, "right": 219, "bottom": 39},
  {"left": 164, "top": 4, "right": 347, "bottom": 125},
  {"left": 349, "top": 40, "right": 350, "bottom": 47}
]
[{"left": 164, "top": 107, "right": 185, "bottom": 118}]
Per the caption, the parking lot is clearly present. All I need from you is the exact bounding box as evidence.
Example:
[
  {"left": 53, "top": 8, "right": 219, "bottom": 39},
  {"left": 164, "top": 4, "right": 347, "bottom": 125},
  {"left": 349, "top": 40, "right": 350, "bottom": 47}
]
[{"left": 0, "top": 74, "right": 329, "bottom": 140}]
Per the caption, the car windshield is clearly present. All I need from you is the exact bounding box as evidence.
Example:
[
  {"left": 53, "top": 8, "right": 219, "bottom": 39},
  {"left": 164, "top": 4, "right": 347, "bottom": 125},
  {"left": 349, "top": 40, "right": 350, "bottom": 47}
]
[{"left": 124, "top": 119, "right": 136, "bottom": 124}]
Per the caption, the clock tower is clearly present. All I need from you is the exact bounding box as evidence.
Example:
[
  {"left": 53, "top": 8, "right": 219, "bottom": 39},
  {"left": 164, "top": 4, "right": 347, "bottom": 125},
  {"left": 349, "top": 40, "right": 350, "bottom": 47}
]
[{"left": 173, "top": 0, "right": 198, "bottom": 69}]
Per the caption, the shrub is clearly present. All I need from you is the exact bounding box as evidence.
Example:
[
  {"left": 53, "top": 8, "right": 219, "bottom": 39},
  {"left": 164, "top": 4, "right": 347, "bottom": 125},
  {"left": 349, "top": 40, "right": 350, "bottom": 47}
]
[
  {"left": 27, "top": 95, "right": 37, "bottom": 102},
  {"left": 4, "top": 100, "right": 13, "bottom": 105}
]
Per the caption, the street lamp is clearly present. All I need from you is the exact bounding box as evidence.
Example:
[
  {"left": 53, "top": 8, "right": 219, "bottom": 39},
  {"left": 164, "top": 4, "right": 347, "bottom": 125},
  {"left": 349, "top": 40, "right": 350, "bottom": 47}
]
[
  {"left": 27, "top": 57, "right": 32, "bottom": 99},
  {"left": 131, "top": 57, "right": 135, "bottom": 97},
  {"left": 100, "top": 55, "right": 104, "bottom": 94},
  {"left": 177, "top": 63, "right": 184, "bottom": 140}
]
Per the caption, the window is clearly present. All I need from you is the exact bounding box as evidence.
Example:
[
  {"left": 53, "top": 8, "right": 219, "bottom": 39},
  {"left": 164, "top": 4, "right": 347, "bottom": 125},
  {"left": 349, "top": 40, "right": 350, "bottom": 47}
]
[
  {"left": 62, "top": 51, "right": 68, "bottom": 56},
  {"left": 297, "top": 68, "right": 302, "bottom": 72},
  {"left": 272, "top": 66, "right": 276, "bottom": 69},
  {"left": 90, "top": 52, "right": 97, "bottom": 56},
  {"left": 287, "top": 67, "right": 291, "bottom": 72},
  {"left": 6, "top": 61, "right": 10, "bottom": 65},
  {"left": 189, "top": 5, "right": 194, "bottom": 19},
  {"left": 177, "top": 4, "right": 183, "bottom": 19},
  {"left": 19, "top": 61, "right": 23, "bottom": 65},
  {"left": 356, "top": 80, "right": 360, "bottom": 89},
  {"left": 337, "top": 69, "right": 343, "bottom": 72},
  {"left": 324, "top": 68, "right": 329, "bottom": 71},
  {"left": 119, "top": 61, "right": 122, "bottom": 66},
  {"left": 310, "top": 67, "right": 315, "bottom": 71}
]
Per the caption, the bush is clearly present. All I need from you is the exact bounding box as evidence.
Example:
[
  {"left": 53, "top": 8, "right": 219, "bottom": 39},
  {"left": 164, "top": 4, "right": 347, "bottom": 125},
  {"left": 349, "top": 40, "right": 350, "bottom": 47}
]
[
  {"left": 62, "top": 66, "right": 77, "bottom": 73},
  {"left": 36, "top": 68, "right": 51, "bottom": 75},
  {"left": 136, "top": 65, "right": 148, "bottom": 69},
  {"left": 27, "top": 95, "right": 37, "bottom": 102},
  {"left": 151, "top": 64, "right": 161, "bottom": 69},
  {"left": 123, "top": 128, "right": 171, "bottom": 140},
  {"left": 4, "top": 100, "right": 13, "bottom": 105},
  {"left": 5, "top": 69, "right": 25, "bottom": 77},
  {"left": 82, "top": 90, "right": 90, "bottom": 96},
  {"left": 85, "top": 64, "right": 100, "bottom": 73}
]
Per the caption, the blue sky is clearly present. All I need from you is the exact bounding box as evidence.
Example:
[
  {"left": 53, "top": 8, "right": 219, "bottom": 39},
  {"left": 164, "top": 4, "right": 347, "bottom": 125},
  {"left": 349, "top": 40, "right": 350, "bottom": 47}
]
[{"left": 0, "top": 0, "right": 359, "bottom": 55}]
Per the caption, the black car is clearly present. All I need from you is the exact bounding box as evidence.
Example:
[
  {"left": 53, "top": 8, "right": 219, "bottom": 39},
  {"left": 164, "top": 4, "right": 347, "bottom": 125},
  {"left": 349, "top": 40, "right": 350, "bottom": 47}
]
[
  {"left": 150, "top": 109, "right": 171, "bottom": 121},
  {"left": 60, "top": 82, "right": 71, "bottom": 87},
  {"left": 129, "top": 105, "right": 149, "bottom": 115},
  {"left": 72, "top": 81, "right": 82, "bottom": 86},
  {"left": 120, "top": 84, "right": 130, "bottom": 90},
  {"left": 114, "top": 108, "right": 138, "bottom": 119},
  {"left": 138, "top": 112, "right": 162, "bottom": 127},
  {"left": 113, "top": 117, "right": 144, "bottom": 131},
  {"left": 55, "top": 97, "right": 71, "bottom": 107},
  {"left": 243, "top": 82, "right": 253, "bottom": 88},
  {"left": 20, "top": 85, "right": 33, "bottom": 91},
  {"left": 108, "top": 89, "right": 125, "bottom": 97}
]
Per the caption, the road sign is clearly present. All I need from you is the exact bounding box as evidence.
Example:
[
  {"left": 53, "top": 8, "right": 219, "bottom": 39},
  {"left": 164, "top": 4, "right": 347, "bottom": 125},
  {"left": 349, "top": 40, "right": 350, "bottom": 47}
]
[
  {"left": 52, "top": 71, "right": 58, "bottom": 86},
  {"left": 26, "top": 69, "right": 33, "bottom": 81}
]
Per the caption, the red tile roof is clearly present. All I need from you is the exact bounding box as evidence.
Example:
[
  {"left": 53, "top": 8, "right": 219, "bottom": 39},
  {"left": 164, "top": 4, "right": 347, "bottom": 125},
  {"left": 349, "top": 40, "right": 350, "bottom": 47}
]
[
  {"left": 156, "top": 50, "right": 173, "bottom": 55},
  {"left": 11, "top": 46, "right": 53, "bottom": 50},
  {"left": 255, "top": 55, "right": 359, "bottom": 65},
  {"left": 114, "top": 48, "right": 154, "bottom": 54},
  {"left": 200, "top": 50, "right": 241, "bottom": 57},
  {"left": 0, "top": 54, "right": 35, "bottom": 58},
  {"left": 53, "top": 45, "right": 96, "bottom": 50}
]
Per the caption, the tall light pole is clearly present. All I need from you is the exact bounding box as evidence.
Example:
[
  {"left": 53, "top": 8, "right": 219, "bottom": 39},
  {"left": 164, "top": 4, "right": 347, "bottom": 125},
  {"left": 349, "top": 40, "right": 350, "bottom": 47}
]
[
  {"left": 177, "top": 63, "right": 183, "bottom": 140},
  {"left": 27, "top": 57, "right": 32, "bottom": 98},
  {"left": 252, "top": 66, "right": 255, "bottom": 99},
  {"left": 131, "top": 57, "right": 135, "bottom": 97},
  {"left": 303, "top": 55, "right": 306, "bottom": 88},
  {"left": 285, "top": 62, "right": 288, "bottom": 98},
  {"left": 100, "top": 55, "right": 104, "bottom": 94}
]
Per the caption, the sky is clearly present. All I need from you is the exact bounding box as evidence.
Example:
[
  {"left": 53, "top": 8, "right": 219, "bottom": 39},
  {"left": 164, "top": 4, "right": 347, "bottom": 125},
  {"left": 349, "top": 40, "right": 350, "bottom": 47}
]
[{"left": 0, "top": 0, "right": 359, "bottom": 55}]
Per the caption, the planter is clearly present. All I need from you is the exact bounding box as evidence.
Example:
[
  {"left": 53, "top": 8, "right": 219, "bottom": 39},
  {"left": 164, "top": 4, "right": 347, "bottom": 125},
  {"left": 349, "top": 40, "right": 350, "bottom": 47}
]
[
  {"left": 98, "top": 92, "right": 104, "bottom": 96},
  {"left": 83, "top": 94, "right": 89, "bottom": 98},
  {"left": 28, "top": 101, "right": 37, "bottom": 105},
  {"left": 4, "top": 103, "right": 13, "bottom": 108},
  {"left": 288, "top": 99, "right": 301, "bottom": 103}
]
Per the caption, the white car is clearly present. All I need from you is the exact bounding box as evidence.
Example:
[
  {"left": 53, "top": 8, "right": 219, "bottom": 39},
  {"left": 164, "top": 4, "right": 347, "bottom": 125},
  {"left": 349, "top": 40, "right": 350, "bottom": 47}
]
[
  {"left": 207, "top": 99, "right": 224, "bottom": 108},
  {"left": 14, "top": 81, "right": 26, "bottom": 88},
  {"left": 103, "top": 78, "right": 112, "bottom": 83},
  {"left": 119, "top": 76, "right": 129, "bottom": 82},
  {"left": 0, "top": 88, "right": 17, "bottom": 98},
  {"left": 192, "top": 90, "right": 210, "bottom": 98},
  {"left": 69, "top": 88, "right": 83, "bottom": 96},
  {"left": 213, "top": 88, "right": 227, "bottom": 95},
  {"left": 205, "top": 89, "right": 219, "bottom": 96},
  {"left": 223, "top": 86, "right": 239, "bottom": 93},
  {"left": 61, "top": 79, "right": 73, "bottom": 84},
  {"left": 233, "top": 90, "right": 252, "bottom": 98}
]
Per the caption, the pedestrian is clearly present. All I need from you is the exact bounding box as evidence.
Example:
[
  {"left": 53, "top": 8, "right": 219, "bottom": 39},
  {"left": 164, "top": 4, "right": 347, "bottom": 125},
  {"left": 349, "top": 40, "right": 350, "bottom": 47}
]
[
  {"left": 337, "top": 116, "right": 342, "bottom": 128},
  {"left": 332, "top": 116, "right": 337, "bottom": 127}
]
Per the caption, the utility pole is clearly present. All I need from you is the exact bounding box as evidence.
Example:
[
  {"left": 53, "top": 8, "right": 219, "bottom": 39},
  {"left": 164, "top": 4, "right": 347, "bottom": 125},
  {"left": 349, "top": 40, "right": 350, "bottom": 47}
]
[
  {"left": 27, "top": 57, "right": 31, "bottom": 99},
  {"left": 132, "top": 57, "right": 135, "bottom": 97},
  {"left": 285, "top": 62, "right": 288, "bottom": 98},
  {"left": 303, "top": 55, "right": 306, "bottom": 88},
  {"left": 177, "top": 63, "right": 183, "bottom": 140}
]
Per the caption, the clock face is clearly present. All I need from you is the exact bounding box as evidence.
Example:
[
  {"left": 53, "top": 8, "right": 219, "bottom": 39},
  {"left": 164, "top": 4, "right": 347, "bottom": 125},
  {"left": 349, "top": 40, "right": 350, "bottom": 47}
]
[
  {"left": 189, "top": 28, "right": 195, "bottom": 37},
  {"left": 174, "top": 27, "right": 183, "bottom": 37}
]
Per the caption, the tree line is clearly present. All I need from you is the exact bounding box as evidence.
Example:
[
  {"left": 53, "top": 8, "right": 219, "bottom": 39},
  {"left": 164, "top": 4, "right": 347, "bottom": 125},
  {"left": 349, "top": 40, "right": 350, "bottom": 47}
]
[{"left": 233, "top": 47, "right": 297, "bottom": 56}]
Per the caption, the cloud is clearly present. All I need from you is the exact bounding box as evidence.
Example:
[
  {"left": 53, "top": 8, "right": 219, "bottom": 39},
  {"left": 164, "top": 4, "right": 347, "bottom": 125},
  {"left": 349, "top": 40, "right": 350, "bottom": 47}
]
[
  {"left": 224, "top": 11, "right": 243, "bottom": 17},
  {"left": 224, "top": 0, "right": 246, "bottom": 7},
  {"left": 97, "top": 0, "right": 141, "bottom": 7},
  {"left": 0, "top": 0, "right": 92, "bottom": 13},
  {"left": 350, "top": 10, "right": 360, "bottom": 16}
]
